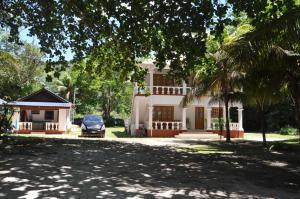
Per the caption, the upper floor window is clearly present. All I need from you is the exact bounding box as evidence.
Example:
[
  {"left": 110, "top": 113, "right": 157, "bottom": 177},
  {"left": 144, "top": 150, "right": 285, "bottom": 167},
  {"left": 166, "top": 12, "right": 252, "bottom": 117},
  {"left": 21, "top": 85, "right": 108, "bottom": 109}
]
[{"left": 153, "top": 74, "right": 175, "bottom": 86}]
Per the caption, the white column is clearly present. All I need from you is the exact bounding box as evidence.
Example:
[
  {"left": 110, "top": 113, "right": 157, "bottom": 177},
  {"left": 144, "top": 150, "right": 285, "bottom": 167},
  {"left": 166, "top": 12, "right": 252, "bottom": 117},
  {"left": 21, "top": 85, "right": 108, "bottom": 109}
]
[
  {"left": 182, "top": 80, "right": 187, "bottom": 95},
  {"left": 148, "top": 105, "right": 153, "bottom": 130},
  {"left": 207, "top": 108, "right": 212, "bottom": 130},
  {"left": 222, "top": 107, "right": 230, "bottom": 120},
  {"left": 134, "top": 82, "right": 138, "bottom": 94},
  {"left": 135, "top": 98, "right": 140, "bottom": 130},
  {"left": 149, "top": 69, "right": 153, "bottom": 94},
  {"left": 182, "top": 107, "right": 187, "bottom": 130},
  {"left": 223, "top": 106, "right": 226, "bottom": 122},
  {"left": 238, "top": 108, "right": 244, "bottom": 131}
]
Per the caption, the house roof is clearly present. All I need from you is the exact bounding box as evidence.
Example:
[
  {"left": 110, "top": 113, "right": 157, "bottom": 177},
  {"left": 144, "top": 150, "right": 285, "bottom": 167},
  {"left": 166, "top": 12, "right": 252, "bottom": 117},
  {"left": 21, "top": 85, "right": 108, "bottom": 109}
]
[
  {"left": 10, "top": 87, "right": 72, "bottom": 108},
  {"left": 8, "top": 101, "right": 72, "bottom": 108},
  {"left": 18, "top": 87, "right": 69, "bottom": 103},
  {"left": 0, "top": 99, "right": 6, "bottom": 105}
]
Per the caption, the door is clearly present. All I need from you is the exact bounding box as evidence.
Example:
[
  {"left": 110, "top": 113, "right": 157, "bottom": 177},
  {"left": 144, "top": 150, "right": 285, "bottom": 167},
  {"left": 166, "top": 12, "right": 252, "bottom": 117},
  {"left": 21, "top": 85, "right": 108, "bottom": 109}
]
[{"left": 195, "top": 107, "right": 204, "bottom": 129}]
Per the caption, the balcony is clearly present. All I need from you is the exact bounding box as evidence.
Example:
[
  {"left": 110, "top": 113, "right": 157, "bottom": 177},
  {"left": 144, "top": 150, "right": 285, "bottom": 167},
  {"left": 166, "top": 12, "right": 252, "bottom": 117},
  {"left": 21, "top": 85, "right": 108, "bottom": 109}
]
[{"left": 135, "top": 86, "right": 191, "bottom": 96}]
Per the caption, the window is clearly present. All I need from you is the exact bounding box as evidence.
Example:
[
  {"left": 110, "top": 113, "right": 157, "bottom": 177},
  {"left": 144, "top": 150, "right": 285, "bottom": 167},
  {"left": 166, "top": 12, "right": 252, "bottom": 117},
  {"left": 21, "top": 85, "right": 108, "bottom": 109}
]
[
  {"left": 45, "top": 111, "right": 54, "bottom": 120},
  {"left": 211, "top": 107, "right": 223, "bottom": 118},
  {"left": 153, "top": 74, "right": 175, "bottom": 86},
  {"left": 153, "top": 106, "right": 174, "bottom": 121}
]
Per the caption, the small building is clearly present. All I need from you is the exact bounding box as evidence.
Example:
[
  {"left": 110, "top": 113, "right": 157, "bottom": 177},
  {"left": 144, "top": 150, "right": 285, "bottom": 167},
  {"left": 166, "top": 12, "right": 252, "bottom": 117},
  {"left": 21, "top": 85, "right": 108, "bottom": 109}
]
[{"left": 10, "top": 88, "right": 73, "bottom": 134}]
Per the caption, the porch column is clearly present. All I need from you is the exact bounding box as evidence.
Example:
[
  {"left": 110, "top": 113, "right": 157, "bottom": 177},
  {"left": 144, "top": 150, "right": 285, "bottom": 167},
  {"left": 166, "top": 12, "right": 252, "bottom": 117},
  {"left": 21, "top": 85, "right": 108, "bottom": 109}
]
[
  {"left": 149, "top": 69, "right": 153, "bottom": 94},
  {"left": 223, "top": 106, "right": 230, "bottom": 122},
  {"left": 206, "top": 107, "right": 212, "bottom": 130},
  {"left": 238, "top": 108, "right": 244, "bottom": 131},
  {"left": 135, "top": 98, "right": 140, "bottom": 130},
  {"left": 134, "top": 82, "right": 138, "bottom": 94},
  {"left": 182, "top": 80, "right": 187, "bottom": 95},
  {"left": 148, "top": 105, "right": 153, "bottom": 130},
  {"left": 182, "top": 107, "right": 187, "bottom": 130}
]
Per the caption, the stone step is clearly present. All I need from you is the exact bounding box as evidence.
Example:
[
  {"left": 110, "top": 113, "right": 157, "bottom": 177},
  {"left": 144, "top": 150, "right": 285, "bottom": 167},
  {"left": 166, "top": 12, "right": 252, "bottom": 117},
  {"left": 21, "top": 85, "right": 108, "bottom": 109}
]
[
  {"left": 175, "top": 133, "right": 220, "bottom": 139},
  {"left": 182, "top": 131, "right": 213, "bottom": 134}
]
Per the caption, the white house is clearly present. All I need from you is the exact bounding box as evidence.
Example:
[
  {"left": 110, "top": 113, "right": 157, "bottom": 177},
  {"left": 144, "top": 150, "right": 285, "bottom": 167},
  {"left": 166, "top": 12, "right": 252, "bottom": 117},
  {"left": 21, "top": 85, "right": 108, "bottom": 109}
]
[
  {"left": 129, "top": 61, "right": 244, "bottom": 138},
  {"left": 10, "top": 88, "right": 73, "bottom": 134}
]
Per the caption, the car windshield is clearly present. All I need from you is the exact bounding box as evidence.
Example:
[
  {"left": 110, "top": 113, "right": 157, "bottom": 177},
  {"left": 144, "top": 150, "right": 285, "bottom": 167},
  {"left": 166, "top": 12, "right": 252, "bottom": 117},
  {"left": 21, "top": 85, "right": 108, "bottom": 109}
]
[{"left": 84, "top": 115, "right": 103, "bottom": 122}]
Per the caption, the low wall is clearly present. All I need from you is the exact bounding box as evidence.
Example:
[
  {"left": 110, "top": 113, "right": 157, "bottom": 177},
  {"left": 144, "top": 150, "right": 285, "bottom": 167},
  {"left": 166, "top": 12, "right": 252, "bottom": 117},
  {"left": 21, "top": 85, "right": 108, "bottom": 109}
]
[{"left": 146, "top": 130, "right": 182, "bottom": 137}]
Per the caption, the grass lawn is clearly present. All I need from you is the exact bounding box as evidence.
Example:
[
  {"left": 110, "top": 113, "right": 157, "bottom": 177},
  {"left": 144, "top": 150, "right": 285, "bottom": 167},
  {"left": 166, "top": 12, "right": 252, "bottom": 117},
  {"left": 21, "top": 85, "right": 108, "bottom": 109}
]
[
  {"left": 177, "top": 144, "right": 234, "bottom": 154},
  {"left": 244, "top": 132, "right": 299, "bottom": 141},
  {"left": 105, "top": 127, "right": 131, "bottom": 138}
]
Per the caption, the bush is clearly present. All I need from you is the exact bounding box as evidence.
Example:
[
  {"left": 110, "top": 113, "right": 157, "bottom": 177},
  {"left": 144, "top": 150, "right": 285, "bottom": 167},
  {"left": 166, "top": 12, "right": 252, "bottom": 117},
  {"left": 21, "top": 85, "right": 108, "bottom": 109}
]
[
  {"left": 104, "top": 118, "right": 125, "bottom": 127},
  {"left": 279, "top": 126, "right": 298, "bottom": 135}
]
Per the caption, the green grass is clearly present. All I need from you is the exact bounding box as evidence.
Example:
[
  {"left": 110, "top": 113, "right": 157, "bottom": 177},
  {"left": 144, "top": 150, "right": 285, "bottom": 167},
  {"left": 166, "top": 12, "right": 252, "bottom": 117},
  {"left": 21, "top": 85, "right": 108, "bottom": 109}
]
[
  {"left": 105, "top": 127, "right": 131, "bottom": 138},
  {"left": 244, "top": 132, "right": 298, "bottom": 140},
  {"left": 177, "top": 144, "right": 233, "bottom": 154}
]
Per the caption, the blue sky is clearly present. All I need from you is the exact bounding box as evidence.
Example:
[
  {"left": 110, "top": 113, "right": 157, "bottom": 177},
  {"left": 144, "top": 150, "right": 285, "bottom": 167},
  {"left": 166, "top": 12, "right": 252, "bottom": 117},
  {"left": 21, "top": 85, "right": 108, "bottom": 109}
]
[{"left": 20, "top": 28, "right": 74, "bottom": 61}]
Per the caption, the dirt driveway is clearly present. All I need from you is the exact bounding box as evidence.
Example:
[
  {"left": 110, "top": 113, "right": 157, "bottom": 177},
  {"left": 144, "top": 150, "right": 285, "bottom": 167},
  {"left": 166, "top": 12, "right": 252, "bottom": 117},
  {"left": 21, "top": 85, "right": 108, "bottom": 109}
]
[{"left": 0, "top": 137, "right": 299, "bottom": 199}]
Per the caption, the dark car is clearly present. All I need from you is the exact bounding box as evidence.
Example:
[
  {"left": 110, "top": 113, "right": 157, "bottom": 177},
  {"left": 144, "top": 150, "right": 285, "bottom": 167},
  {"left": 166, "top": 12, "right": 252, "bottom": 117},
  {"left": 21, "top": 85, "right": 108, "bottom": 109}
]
[{"left": 81, "top": 115, "right": 105, "bottom": 136}]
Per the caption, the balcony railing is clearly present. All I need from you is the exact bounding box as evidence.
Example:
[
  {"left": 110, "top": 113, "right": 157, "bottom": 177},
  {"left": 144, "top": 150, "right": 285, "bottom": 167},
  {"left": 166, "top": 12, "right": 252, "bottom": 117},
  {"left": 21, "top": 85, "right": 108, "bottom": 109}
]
[
  {"left": 211, "top": 122, "right": 239, "bottom": 130},
  {"left": 46, "top": 122, "right": 59, "bottom": 131},
  {"left": 152, "top": 121, "right": 182, "bottom": 130},
  {"left": 19, "top": 122, "right": 32, "bottom": 130},
  {"left": 135, "top": 86, "right": 191, "bottom": 95}
]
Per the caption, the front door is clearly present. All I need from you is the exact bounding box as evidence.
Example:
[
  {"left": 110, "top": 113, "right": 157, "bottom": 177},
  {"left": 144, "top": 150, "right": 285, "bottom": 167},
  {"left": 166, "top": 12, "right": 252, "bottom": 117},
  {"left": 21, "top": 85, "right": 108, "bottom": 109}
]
[{"left": 195, "top": 107, "right": 204, "bottom": 129}]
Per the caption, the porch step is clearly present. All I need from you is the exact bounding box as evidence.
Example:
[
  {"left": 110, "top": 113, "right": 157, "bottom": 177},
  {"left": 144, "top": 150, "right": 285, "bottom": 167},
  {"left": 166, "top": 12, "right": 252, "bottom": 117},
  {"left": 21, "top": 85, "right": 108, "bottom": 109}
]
[
  {"left": 175, "top": 132, "right": 220, "bottom": 139},
  {"left": 182, "top": 131, "right": 214, "bottom": 134}
]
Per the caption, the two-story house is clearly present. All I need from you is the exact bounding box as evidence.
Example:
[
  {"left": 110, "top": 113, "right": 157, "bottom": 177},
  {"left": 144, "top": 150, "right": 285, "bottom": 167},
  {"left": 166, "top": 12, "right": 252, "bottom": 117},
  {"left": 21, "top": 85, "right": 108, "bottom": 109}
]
[{"left": 129, "top": 61, "right": 244, "bottom": 138}]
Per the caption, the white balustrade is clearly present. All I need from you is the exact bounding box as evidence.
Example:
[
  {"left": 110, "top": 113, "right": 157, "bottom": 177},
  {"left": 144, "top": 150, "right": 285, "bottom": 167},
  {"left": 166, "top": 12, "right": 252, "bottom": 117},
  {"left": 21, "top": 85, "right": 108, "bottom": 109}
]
[
  {"left": 19, "top": 122, "right": 32, "bottom": 130},
  {"left": 46, "top": 122, "right": 59, "bottom": 131},
  {"left": 134, "top": 85, "right": 192, "bottom": 96},
  {"left": 152, "top": 121, "right": 182, "bottom": 130},
  {"left": 211, "top": 122, "right": 239, "bottom": 130}
]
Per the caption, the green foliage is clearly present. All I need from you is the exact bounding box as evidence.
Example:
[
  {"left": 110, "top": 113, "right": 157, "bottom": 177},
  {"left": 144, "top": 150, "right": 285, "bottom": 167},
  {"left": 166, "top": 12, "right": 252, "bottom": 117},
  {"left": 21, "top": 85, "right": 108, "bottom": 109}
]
[
  {"left": 279, "top": 126, "right": 299, "bottom": 135},
  {"left": 0, "top": 0, "right": 236, "bottom": 80},
  {"left": 49, "top": 59, "right": 134, "bottom": 119},
  {"left": 0, "top": 31, "right": 44, "bottom": 100},
  {"left": 0, "top": 103, "right": 15, "bottom": 134}
]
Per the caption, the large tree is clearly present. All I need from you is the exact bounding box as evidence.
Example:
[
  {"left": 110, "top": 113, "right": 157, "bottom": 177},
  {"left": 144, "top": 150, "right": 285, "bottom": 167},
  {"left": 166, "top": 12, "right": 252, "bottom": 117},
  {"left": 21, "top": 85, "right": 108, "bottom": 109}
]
[
  {"left": 225, "top": 5, "right": 300, "bottom": 141},
  {"left": 0, "top": 32, "right": 44, "bottom": 99},
  {"left": 0, "top": 0, "right": 233, "bottom": 79}
]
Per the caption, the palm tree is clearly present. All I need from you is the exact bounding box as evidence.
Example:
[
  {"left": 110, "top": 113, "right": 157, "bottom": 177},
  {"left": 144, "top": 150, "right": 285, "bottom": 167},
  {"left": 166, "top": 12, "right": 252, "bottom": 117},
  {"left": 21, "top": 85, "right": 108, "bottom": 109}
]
[
  {"left": 225, "top": 7, "right": 300, "bottom": 141},
  {"left": 182, "top": 51, "right": 242, "bottom": 143},
  {"left": 51, "top": 71, "right": 78, "bottom": 101},
  {"left": 242, "top": 67, "right": 282, "bottom": 146}
]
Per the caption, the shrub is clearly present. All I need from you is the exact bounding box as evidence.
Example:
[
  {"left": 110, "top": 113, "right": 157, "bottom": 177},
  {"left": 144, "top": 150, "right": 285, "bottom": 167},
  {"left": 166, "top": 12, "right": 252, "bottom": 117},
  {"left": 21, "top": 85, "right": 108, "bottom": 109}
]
[{"left": 279, "top": 126, "right": 298, "bottom": 135}]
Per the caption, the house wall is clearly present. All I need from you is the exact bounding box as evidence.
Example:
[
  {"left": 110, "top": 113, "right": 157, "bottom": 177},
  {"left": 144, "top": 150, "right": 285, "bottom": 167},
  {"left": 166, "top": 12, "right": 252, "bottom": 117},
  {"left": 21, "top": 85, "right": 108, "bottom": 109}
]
[
  {"left": 58, "top": 109, "right": 68, "bottom": 131},
  {"left": 31, "top": 110, "right": 58, "bottom": 122}
]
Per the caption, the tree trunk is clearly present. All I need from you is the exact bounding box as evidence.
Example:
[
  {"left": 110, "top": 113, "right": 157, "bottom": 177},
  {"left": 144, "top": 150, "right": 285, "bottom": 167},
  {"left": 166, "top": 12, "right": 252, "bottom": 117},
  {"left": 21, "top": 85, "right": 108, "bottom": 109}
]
[
  {"left": 293, "top": 96, "right": 300, "bottom": 143},
  {"left": 225, "top": 98, "right": 231, "bottom": 143},
  {"left": 260, "top": 110, "right": 267, "bottom": 146}
]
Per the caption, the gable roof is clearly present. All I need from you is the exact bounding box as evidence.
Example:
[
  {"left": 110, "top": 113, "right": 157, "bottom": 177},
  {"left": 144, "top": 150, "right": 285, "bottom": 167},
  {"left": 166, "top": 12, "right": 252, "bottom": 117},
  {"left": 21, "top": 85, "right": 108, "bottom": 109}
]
[{"left": 18, "top": 87, "right": 69, "bottom": 103}]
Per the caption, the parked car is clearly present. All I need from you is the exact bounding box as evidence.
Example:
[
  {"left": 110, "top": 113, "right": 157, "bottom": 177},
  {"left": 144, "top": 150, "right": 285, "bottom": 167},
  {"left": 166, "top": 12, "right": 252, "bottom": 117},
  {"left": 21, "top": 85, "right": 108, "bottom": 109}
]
[{"left": 81, "top": 115, "right": 105, "bottom": 137}]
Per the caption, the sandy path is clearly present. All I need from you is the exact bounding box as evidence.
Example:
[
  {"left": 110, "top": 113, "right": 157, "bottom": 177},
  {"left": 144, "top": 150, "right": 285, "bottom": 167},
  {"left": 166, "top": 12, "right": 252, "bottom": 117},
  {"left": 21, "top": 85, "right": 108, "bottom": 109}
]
[{"left": 0, "top": 138, "right": 299, "bottom": 199}]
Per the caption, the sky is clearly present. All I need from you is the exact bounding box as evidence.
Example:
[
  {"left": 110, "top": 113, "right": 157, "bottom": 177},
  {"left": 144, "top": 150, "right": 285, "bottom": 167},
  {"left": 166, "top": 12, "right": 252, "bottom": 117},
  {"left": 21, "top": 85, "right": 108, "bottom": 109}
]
[{"left": 20, "top": 28, "right": 74, "bottom": 61}]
